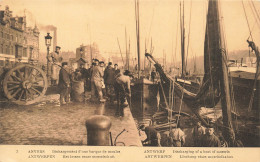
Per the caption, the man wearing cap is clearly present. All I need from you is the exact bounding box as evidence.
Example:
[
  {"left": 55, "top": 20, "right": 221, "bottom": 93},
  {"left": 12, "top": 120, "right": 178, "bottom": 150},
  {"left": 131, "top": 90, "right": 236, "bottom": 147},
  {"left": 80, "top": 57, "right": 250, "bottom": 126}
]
[
  {"left": 58, "top": 62, "right": 71, "bottom": 105},
  {"left": 151, "top": 69, "right": 156, "bottom": 83},
  {"left": 91, "top": 60, "right": 105, "bottom": 102},
  {"left": 114, "top": 70, "right": 132, "bottom": 116},
  {"left": 200, "top": 126, "right": 221, "bottom": 147},
  {"left": 104, "top": 62, "right": 115, "bottom": 103},
  {"left": 114, "top": 64, "right": 120, "bottom": 75},
  {"left": 78, "top": 63, "right": 90, "bottom": 92},
  {"left": 192, "top": 121, "right": 206, "bottom": 146},
  {"left": 49, "top": 46, "right": 63, "bottom": 86},
  {"left": 139, "top": 125, "right": 161, "bottom": 147}
]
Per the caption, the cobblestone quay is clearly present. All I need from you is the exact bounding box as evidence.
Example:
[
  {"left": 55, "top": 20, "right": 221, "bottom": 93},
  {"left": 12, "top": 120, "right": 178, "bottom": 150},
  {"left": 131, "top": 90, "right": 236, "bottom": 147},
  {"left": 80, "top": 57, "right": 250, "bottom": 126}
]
[{"left": 0, "top": 93, "right": 142, "bottom": 146}]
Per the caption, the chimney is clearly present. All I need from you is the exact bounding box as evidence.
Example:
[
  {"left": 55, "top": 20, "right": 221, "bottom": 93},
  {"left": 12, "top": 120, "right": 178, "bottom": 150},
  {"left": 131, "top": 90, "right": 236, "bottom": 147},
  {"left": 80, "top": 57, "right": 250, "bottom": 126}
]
[{"left": 53, "top": 28, "right": 57, "bottom": 52}]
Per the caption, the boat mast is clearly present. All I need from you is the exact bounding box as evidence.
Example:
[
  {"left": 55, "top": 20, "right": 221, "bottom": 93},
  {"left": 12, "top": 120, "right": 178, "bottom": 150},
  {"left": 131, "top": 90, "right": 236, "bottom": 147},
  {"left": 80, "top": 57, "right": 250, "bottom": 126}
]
[
  {"left": 208, "top": 0, "right": 236, "bottom": 146},
  {"left": 193, "top": 53, "right": 197, "bottom": 74},
  {"left": 125, "top": 27, "right": 129, "bottom": 70},
  {"left": 135, "top": 0, "right": 141, "bottom": 79},
  {"left": 180, "top": 1, "right": 186, "bottom": 78}
]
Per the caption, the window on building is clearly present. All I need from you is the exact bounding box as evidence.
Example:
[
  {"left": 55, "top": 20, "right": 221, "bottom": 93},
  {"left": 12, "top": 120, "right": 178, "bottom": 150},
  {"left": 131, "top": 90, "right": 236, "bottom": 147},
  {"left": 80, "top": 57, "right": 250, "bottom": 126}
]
[
  {"left": 29, "top": 48, "right": 33, "bottom": 58},
  {"left": 7, "top": 33, "right": 9, "bottom": 40},
  {"left": 6, "top": 45, "right": 10, "bottom": 54},
  {"left": 11, "top": 35, "right": 13, "bottom": 41},
  {"left": 1, "top": 31, "right": 3, "bottom": 38},
  {"left": 10, "top": 46, "right": 13, "bottom": 55},
  {"left": 23, "top": 48, "right": 27, "bottom": 57},
  {"left": 16, "top": 35, "right": 18, "bottom": 42}
]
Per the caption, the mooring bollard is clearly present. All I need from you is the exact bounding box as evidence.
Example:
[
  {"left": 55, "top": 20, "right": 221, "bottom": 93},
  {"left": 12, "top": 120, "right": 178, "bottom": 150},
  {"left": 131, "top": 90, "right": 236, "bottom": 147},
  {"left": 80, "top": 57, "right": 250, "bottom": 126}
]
[{"left": 85, "top": 115, "right": 112, "bottom": 146}]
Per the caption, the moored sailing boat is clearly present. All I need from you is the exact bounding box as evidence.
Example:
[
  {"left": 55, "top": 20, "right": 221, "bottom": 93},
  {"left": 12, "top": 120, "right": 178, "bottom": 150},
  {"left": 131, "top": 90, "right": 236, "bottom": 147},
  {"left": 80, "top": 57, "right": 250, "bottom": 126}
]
[{"left": 145, "top": 0, "right": 259, "bottom": 147}]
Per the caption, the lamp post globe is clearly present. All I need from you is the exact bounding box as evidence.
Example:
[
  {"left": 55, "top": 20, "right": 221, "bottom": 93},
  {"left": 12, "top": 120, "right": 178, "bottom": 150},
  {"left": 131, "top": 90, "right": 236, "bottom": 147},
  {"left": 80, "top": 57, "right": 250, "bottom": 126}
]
[{"left": 45, "top": 33, "right": 52, "bottom": 47}]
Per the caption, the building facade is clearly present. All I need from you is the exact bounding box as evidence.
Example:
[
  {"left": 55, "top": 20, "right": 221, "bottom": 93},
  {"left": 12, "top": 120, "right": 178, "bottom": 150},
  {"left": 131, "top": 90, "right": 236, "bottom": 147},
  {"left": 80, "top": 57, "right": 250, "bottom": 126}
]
[
  {"left": 76, "top": 42, "right": 100, "bottom": 64},
  {"left": 0, "top": 5, "right": 40, "bottom": 69}
]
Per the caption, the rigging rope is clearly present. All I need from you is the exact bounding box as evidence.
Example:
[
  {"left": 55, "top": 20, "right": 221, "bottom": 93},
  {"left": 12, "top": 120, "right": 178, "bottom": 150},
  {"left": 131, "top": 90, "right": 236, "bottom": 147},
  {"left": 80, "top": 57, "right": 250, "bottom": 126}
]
[
  {"left": 173, "top": 3, "right": 180, "bottom": 67},
  {"left": 248, "top": 0, "right": 260, "bottom": 29},
  {"left": 250, "top": 0, "right": 260, "bottom": 23},
  {"left": 242, "top": 0, "right": 254, "bottom": 41},
  {"left": 168, "top": 80, "right": 172, "bottom": 124}
]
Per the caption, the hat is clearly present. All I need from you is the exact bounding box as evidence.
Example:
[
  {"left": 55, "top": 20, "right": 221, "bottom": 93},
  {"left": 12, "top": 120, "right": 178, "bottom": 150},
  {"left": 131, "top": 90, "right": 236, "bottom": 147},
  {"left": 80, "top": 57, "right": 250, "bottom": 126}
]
[
  {"left": 108, "top": 62, "right": 112, "bottom": 65},
  {"left": 139, "top": 125, "right": 145, "bottom": 130},
  {"left": 99, "top": 61, "right": 104, "bottom": 64},
  {"left": 114, "top": 64, "right": 118, "bottom": 66},
  {"left": 62, "top": 62, "right": 68, "bottom": 66},
  {"left": 56, "top": 46, "right": 61, "bottom": 49}
]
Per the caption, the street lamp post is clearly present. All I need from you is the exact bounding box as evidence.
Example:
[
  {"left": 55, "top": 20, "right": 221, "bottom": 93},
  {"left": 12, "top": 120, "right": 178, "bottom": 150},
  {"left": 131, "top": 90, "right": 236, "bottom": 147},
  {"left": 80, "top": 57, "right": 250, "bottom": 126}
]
[{"left": 45, "top": 33, "right": 52, "bottom": 85}]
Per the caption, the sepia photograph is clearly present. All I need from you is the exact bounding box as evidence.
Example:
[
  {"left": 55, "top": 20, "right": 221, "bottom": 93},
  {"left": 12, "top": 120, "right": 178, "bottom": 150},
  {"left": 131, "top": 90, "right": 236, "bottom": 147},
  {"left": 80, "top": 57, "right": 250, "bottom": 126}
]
[{"left": 0, "top": 0, "right": 259, "bottom": 161}]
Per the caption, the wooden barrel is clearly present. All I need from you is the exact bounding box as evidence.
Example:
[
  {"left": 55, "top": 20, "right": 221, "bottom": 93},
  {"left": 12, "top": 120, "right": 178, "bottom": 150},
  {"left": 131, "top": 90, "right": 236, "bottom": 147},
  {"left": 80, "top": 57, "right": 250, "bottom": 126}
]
[{"left": 71, "top": 81, "right": 84, "bottom": 102}]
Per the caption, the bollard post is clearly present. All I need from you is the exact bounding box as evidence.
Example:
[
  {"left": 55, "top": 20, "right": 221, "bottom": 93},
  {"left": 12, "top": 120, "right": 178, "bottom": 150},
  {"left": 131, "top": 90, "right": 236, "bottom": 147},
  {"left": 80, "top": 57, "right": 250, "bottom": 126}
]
[{"left": 85, "top": 115, "right": 112, "bottom": 146}]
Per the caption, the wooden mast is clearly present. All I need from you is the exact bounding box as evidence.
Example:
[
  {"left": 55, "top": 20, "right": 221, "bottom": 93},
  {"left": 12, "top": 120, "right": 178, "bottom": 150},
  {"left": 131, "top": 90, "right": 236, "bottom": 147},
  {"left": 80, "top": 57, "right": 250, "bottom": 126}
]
[
  {"left": 125, "top": 27, "right": 129, "bottom": 70},
  {"left": 180, "top": 1, "right": 186, "bottom": 78},
  {"left": 207, "top": 0, "right": 236, "bottom": 146},
  {"left": 135, "top": 0, "right": 141, "bottom": 79}
]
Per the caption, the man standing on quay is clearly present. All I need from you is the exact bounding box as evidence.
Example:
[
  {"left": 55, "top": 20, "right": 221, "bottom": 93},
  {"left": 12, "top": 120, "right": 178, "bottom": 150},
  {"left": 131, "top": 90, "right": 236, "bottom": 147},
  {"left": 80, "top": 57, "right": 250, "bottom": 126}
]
[
  {"left": 114, "top": 70, "right": 132, "bottom": 116},
  {"left": 104, "top": 62, "right": 115, "bottom": 103},
  {"left": 58, "top": 62, "right": 71, "bottom": 105},
  {"left": 91, "top": 60, "right": 105, "bottom": 102},
  {"left": 50, "top": 46, "right": 63, "bottom": 86}
]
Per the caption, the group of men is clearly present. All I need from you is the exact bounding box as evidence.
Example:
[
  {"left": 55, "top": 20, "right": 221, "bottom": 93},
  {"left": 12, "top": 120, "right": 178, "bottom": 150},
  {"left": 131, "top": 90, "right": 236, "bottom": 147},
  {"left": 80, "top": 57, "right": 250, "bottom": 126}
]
[
  {"left": 47, "top": 47, "right": 133, "bottom": 116},
  {"left": 139, "top": 120, "right": 223, "bottom": 147}
]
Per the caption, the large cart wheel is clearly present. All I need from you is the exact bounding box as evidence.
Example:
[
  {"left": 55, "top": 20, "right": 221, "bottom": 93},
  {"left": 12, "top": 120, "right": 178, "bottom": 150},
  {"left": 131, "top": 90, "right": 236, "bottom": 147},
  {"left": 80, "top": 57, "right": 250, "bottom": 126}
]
[{"left": 3, "top": 64, "right": 48, "bottom": 105}]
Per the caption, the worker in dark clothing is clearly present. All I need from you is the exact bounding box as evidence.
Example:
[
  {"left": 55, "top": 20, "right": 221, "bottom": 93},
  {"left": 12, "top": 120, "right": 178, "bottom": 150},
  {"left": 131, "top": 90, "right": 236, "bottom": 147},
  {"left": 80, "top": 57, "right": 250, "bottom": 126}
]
[
  {"left": 78, "top": 64, "right": 90, "bottom": 92},
  {"left": 58, "top": 62, "right": 71, "bottom": 105},
  {"left": 192, "top": 121, "right": 206, "bottom": 146},
  {"left": 114, "top": 64, "right": 120, "bottom": 75},
  {"left": 104, "top": 62, "right": 115, "bottom": 103},
  {"left": 114, "top": 70, "right": 132, "bottom": 116},
  {"left": 87, "top": 62, "right": 96, "bottom": 91},
  {"left": 139, "top": 125, "right": 161, "bottom": 147},
  {"left": 200, "top": 126, "right": 221, "bottom": 147},
  {"left": 151, "top": 69, "right": 156, "bottom": 83}
]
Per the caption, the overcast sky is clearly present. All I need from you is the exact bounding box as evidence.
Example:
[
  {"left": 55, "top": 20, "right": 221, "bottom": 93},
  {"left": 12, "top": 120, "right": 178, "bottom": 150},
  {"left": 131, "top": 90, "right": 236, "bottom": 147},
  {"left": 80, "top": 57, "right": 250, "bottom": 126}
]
[{"left": 1, "top": 0, "right": 259, "bottom": 63}]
